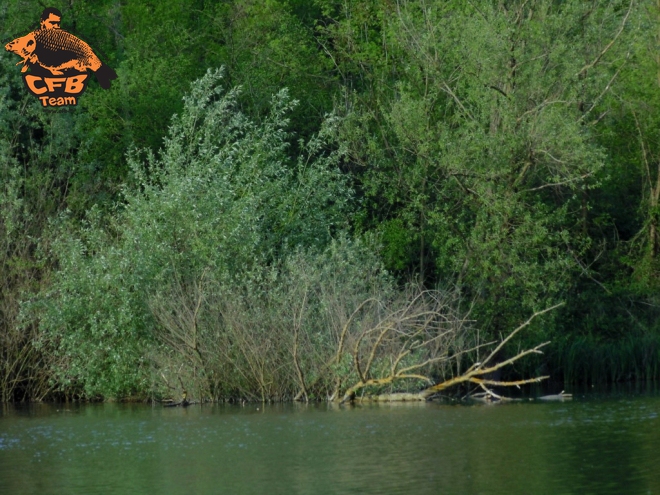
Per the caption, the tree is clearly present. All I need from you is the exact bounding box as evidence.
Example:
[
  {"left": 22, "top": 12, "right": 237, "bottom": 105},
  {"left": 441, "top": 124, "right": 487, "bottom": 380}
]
[
  {"left": 318, "top": 0, "right": 637, "bottom": 338},
  {"left": 36, "top": 68, "right": 352, "bottom": 398}
]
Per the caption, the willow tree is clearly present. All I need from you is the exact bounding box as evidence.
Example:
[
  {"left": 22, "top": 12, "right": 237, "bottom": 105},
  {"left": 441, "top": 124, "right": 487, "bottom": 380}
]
[
  {"left": 36, "top": 68, "right": 353, "bottom": 399},
  {"left": 317, "top": 0, "right": 638, "bottom": 338}
]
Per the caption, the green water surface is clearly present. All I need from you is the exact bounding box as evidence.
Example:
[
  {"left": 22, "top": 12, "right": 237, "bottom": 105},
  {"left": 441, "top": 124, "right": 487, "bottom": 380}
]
[{"left": 1, "top": 391, "right": 659, "bottom": 494}]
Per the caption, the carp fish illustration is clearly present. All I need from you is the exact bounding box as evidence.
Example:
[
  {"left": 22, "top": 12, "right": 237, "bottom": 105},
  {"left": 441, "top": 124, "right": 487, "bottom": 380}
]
[{"left": 4, "top": 8, "right": 117, "bottom": 90}]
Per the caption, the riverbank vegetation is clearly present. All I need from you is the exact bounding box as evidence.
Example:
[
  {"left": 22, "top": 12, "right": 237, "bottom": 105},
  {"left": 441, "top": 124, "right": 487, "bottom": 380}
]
[{"left": 2, "top": 0, "right": 660, "bottom": 402}]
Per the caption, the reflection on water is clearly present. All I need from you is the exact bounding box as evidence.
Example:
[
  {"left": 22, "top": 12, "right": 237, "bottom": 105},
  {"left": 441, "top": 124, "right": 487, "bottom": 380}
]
[{"left": 1, "top": 391, "right": 659, "bottom": 495}]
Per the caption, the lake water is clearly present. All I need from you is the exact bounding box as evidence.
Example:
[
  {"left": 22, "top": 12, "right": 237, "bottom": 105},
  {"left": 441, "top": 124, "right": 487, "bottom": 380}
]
[{"left": 1, "top": 390, "right": 659, "bottom": 494}]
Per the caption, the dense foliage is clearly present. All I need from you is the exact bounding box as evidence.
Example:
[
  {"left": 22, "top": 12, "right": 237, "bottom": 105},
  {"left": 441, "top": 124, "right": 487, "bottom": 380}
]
[{"left": 1, "top": 0, "right": 659, "bottom": 400}]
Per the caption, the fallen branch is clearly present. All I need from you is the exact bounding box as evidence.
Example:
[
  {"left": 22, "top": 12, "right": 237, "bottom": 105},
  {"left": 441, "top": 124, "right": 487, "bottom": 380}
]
[
  {"left": 340, "top": 302, "right": 563, "bottom": 403},
  {"left": 537, "top": 391, "right": 572, "bottom": 401}
]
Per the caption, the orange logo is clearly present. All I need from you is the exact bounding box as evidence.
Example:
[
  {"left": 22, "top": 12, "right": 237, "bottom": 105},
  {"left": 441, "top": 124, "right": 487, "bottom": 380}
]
[{"left": 4, "top": 7, "right": 117, "bottom": 107}]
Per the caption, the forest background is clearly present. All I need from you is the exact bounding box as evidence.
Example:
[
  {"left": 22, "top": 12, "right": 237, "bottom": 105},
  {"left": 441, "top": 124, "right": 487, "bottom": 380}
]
[{"left": 1, "top": 0, "right": 660, "bottom": 402}]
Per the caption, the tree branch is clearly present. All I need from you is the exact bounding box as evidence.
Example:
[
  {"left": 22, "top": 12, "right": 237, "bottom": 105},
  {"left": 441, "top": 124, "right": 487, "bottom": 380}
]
[{"left": 575, "top": 0, "right": 633, "bottom": 78}]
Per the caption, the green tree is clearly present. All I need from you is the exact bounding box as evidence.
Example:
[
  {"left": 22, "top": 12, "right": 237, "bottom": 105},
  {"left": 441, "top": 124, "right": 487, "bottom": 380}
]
[
  {"left": 318, "top": 0, "right": 637, "bottom": 336},
  {"left": 0, "top": 50, "right": 88, "bottom": 400},
  {"left": 36, "top": 69, "right": 352, "bottom": 398}
]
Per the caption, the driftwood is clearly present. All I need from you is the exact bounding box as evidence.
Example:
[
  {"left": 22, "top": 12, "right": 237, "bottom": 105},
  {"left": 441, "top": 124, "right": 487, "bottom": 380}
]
[
  {"left": 537, "top": 391, "right": 573, "bottom": 401},
  {"left": 461, "top": 389, "right": 573, "bottom": 404},
  {"left": 464, "top": 390, "right": 573, "bottom": 403},
  {"left": 338, "top": 303, "right": 564, "bottom": 403},
  {"left": 340, "top": 389, "right": 573, "bottom": 404}
]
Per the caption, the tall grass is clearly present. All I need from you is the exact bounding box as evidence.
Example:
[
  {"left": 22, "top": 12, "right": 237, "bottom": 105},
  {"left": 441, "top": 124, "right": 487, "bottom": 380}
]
[{"left": 554, "top": 333, "right": 660, "bottom": 386}]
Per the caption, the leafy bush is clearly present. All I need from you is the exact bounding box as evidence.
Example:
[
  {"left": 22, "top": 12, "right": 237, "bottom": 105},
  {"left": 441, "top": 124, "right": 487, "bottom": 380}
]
[{"left": 37, "top": 68, "right": 353, "bottom": 398}]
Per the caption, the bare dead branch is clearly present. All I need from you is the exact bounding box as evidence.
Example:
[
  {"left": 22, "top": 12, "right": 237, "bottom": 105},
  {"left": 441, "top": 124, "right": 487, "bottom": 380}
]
[
  {"left": 292, "top": 289, "right": 309, "bottom": 401},
  {"left": 469, "top": 376, "right": 549, "bottom": 387},
  {"left": 335, "top": 297, "right": 380, "bottom": 366},
  {"left": 338, "top": 297, "right": 560, "bottom": 403},
  {"left": 480, "top": 304, "right": 562, "bottom": 368}
]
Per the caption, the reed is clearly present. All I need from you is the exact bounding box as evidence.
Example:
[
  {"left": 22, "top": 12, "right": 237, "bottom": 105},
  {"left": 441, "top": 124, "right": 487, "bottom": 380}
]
[{"left": 554, "top": 332, "right": 660, "bottom": 386}]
